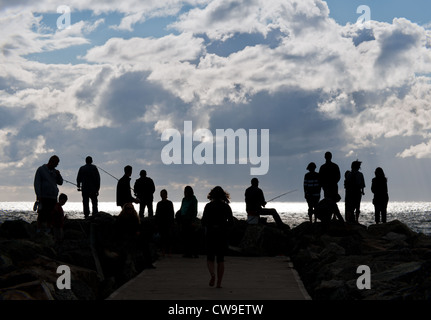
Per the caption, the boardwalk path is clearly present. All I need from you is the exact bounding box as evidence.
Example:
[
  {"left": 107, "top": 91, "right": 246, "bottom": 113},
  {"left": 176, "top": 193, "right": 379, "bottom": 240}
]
[{"left": 107, "top": 254, "right": 311, "bottom": 300}]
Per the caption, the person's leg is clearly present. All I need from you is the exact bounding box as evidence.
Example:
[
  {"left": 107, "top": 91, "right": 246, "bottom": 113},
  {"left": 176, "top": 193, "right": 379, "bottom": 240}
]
[
  {"left": 82, "top": 193, "right": 90, "bottom": 218},
  {"left": 307, "top": 200, "right": 313, "bottom": 223},
  {"left": 207, "top": 257, "right": 216, "bottom": 286},
  {"left": 382, "top": 206, "right": 387, "bottom": 223},
  {"left": 147, "top": 200, "right": 154, "bottom": 218},
  {"left": 216, "top": 257, "right": 225, "bottom": 288},
  {"left": 374, "top": 205, "right": 380, "bottom": 224},
  {"left": 260, "top": 208, "right": 284, "bottom": 228},
  {"left": 139, "top": 202, "right": 145, "bottom": 218},
  {"left": 90, "top": 193, "right": 98, "bottom": 216}
]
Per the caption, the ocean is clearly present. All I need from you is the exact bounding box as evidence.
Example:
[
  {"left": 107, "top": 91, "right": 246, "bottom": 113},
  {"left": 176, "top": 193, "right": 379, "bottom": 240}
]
[{"left": 1, "top": 201, "right": 430, "bottom": 236}]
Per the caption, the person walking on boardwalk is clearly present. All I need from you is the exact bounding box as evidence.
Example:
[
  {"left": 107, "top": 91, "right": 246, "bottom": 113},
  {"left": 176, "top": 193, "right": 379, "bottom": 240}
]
[
  {"left": 116, "top": 165, "right": 139, "bottom": 209},
  {"left": 133, "top": 170, "right": 156, "bottom": 218},
  {"left": 318, "top": 151, "right": 341, "bottom": 199},
  {"left": 155, "top": 189, "right": 175, "bottom": 256},
  {"left": 77, "top": 156, "right": 100, "bottom": 219},
  {"left": 344, "top": 160, "right": 365, "bottom": 223},
  {"left": 303, "top": 162, "right": 320, "bottom": 223},
  {"left": 244, "top": 178, "right": 285, "bottom": 228},
  {"left": 202, "top": 186, "right": 234, "bottom": 288},
  {"left": 371, "top": 167, "right": 389, "bottom": 224},
  {"left": 34, "top": 155, "right": 63, "bottom": 233},
  {"left": 176, "top": 186, "right": 199, "bottom": 258}
]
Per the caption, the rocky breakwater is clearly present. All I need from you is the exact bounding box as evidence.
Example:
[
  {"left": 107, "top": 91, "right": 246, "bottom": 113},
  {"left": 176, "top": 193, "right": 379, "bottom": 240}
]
[
  {"left": 288, "top": 220, "right": 431, "bottom": 300},
  {"left": 0, "top": 212, "right": 157, "bottom": 300}
]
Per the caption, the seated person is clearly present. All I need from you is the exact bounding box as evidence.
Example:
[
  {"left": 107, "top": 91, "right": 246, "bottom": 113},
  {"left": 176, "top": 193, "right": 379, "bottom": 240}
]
[
  {"left": 314, "top": 194, "right": 345, "bottom": 225},
  {"left": 245, "top": 178, "right": 285, "bottom": 228}
]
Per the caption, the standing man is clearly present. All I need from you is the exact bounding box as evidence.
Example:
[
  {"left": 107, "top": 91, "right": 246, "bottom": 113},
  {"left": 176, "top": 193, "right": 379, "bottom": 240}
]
[
  {"left": 244, "top": 178, "right": 285, "bottom": 228},
  {"left": 34, "top": 155, "right": 63, "bottom": 233},
  {"left": 319, "top": 151, "right": 341, "bottom": 200},
  {"left": 116, "top": 165, "right": 139, "bottom": 209},
  {"left": 77, "top": 156, "right": 101, "bottom": 219},
  {"left": 133, "top": 170, "right": 156, "bottom": 218},
  {"left": 345, "top": 160, "right": 366, "bottom": 223}
]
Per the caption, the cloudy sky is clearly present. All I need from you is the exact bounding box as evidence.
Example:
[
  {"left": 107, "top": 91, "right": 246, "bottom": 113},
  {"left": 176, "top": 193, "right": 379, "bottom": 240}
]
[{"left": 1, "top": 0, "right": 431, "bottom": 205}]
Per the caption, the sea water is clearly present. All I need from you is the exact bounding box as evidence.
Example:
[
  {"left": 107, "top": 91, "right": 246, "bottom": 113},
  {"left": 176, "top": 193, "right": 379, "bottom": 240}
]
[{"left": 0, "top": 201, "right": 430, "bottom": 236}]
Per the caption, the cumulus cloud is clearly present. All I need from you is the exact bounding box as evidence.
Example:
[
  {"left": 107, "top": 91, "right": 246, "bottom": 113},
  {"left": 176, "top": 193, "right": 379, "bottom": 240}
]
[{"left": 1, "top": 0, "right": 431, "bottom": 201}]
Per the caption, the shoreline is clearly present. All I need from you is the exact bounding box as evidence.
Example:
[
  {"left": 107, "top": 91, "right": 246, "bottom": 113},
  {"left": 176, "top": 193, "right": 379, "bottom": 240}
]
[{"left": 1, "top": 200, "right": 431, "bottom": 236}]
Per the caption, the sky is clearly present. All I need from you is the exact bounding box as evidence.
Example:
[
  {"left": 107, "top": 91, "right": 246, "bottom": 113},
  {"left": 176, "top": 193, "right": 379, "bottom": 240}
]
[{"left": 1, "top": 0, "right": 431, "bottom": 205}]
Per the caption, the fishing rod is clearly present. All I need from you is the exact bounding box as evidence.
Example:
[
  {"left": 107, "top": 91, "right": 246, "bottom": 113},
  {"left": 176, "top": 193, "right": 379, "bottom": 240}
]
[
  {"left": 96, "top": 165, "right": 136, "bottom": 193},
  {"left": 96, "top": 165, "right": 119, "bottom": 181},
  {"left": 267, "top": 189, "right": 298, "bottom": 203},
  {"left": 63, "top": 179, "right": 78, "bottom": 187}
]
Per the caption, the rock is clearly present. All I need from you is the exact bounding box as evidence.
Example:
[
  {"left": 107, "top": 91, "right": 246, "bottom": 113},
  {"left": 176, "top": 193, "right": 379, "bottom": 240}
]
[
  {"left": 239, "top": 224, "right": 290, "bottom": 256},
  {"left": 288, "top": 219, "right": 431, "bottom": 300},
  {"left": 1, "top": 213, "right": 430, "bottom": 300},
  {"left": 0, "top": 219, "right": 36, "bottom": 239},
  {"left": 0, "top": 212, "right": 158, "bottom": 300}
]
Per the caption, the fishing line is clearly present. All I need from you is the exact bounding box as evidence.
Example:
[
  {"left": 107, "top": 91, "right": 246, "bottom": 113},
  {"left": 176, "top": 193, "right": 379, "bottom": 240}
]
[
  {"left": 267, "top": 189, "right": 298, "bottom": 203},
  {"left": 96, "top": 165, "right": 135, "bottom": 193},
  {"left": 96, "top": 165, "right": 119, "bottom": 181},
  {"left": 63, "top": 179, "right": 78, "bottom": 187}
]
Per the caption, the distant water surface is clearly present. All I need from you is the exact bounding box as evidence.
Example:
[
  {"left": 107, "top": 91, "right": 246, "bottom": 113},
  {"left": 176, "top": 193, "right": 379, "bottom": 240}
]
[{"left": 0, "top": 201, "right": 430, "bottom": 235}]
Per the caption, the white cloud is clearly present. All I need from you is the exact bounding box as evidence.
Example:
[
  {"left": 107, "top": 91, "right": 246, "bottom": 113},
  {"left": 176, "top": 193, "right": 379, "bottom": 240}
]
[
  {"left": 84, "top": 32, "right": 205, "bottom": 65},
  {"left": 1, "top": 0, "right": 431, "bottom": 201},
  {"left": 397, "top": 141, "right": 431, "bottom": 158}
]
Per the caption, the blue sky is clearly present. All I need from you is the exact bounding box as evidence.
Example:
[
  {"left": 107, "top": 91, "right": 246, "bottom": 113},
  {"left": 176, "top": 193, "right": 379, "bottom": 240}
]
[
  {"left": 1, "top": 0, "right": 431, "bottom": 206},
  {"left": 326, "top": 0, "right": 431, "bottom": 25}
]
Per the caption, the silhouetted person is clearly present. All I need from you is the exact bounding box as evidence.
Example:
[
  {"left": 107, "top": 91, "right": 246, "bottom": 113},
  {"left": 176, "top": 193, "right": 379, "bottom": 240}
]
[
  {"left": 202, "top": 186, "right": 234, "bottom": 288},
  {"left": 116, "top": 165, "right": 139, "bottom": 208},
  {"left": 371, "top": 167, "right": 389, "bottom": 224},
  {"left": 344, "top": 160, "right": 365, "bottom": 223},
  {"left": 77, "top": 156, "right": 100, "bottom": 219},
  {"left": 116, "top": 202, "right": 155, "bottom": 269},
  {"left": 34, "top": 155, "right": 63, "bottom": 233},
  {"left": 52, "top": 193, "right": 68, "bottom": 242},
  {"left": 244, "top": 178, "right": 285, "bottom": 228},
  {"left": 319, "top": 152, "right": 341, "bottom": 199},
  {"left": 177, "top": 186, "right": 199, "bottom": 258},
  {"left": 314, "top": 194, "right": 345, "bottom": 225},
  {"left": 344, "top": 170, "right": 354, "bottom": 223},
  {"left": 155, "top": 189, "right": 175, "bottom": 256},
  {"left": 117, "top": 203, "right": 141, "bottom": 237},
  {"left": 304, "top": 162, "right": 321, "bottom": 223},
  {"left": 134, "top": 170, "right": 155, "bottom": 218}
]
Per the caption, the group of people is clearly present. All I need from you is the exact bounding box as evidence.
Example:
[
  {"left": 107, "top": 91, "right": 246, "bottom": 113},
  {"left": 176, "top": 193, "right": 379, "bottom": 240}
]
[
  {"left": 304, "top": 151, "right": 389, "bottom": 225},
  {"left": 33, "top": 151, "right": 389, "bottom": 288},
  {"left": 32, "top": 155, "right": 234, "bottom": 288}
]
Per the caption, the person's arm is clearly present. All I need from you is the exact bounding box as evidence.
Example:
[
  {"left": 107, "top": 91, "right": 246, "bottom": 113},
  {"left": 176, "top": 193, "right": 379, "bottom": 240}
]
[
  {"left": 95, "top": 167, "right": 101, "bottom": 192},
  {"left": 56, "top": 169, "right": 63, "bottom": 185},
  {"left": 260, "top": 189, "right": 267, "bottom": 207},
  {"left": 34, "top": 168, "right": 41, "bottom": 200},
  {"left": 201, "top": 203, "right": 209, "bottom": 227},
  {"left": 76, "top": 167, "right": 82, "bottom": 189}
]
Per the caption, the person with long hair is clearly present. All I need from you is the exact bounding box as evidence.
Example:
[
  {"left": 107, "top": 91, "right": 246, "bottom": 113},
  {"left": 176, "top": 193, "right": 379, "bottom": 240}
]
[
  {"left": 177, "top": 186, "right": 199, "bottom": 258},
  {"left": 371, "top": 167, "right": 389, "bottom": 224},
  {"left": 201, "top": 186, "right": 234, "bottom": 288}
]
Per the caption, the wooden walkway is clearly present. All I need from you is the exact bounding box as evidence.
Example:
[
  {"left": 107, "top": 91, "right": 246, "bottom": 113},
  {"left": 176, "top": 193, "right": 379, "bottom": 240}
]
[{"left": 107, "top": 254, "right": 311, "bottom": 300}]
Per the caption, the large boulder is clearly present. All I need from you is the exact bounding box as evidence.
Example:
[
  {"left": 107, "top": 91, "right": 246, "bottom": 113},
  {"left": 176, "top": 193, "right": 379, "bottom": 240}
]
[
  {"left": 239, "top": 224, "right": 290, "bottom": 256},
  {"left": 289, "top": 219, "right": 431, "bottom": 300}
]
